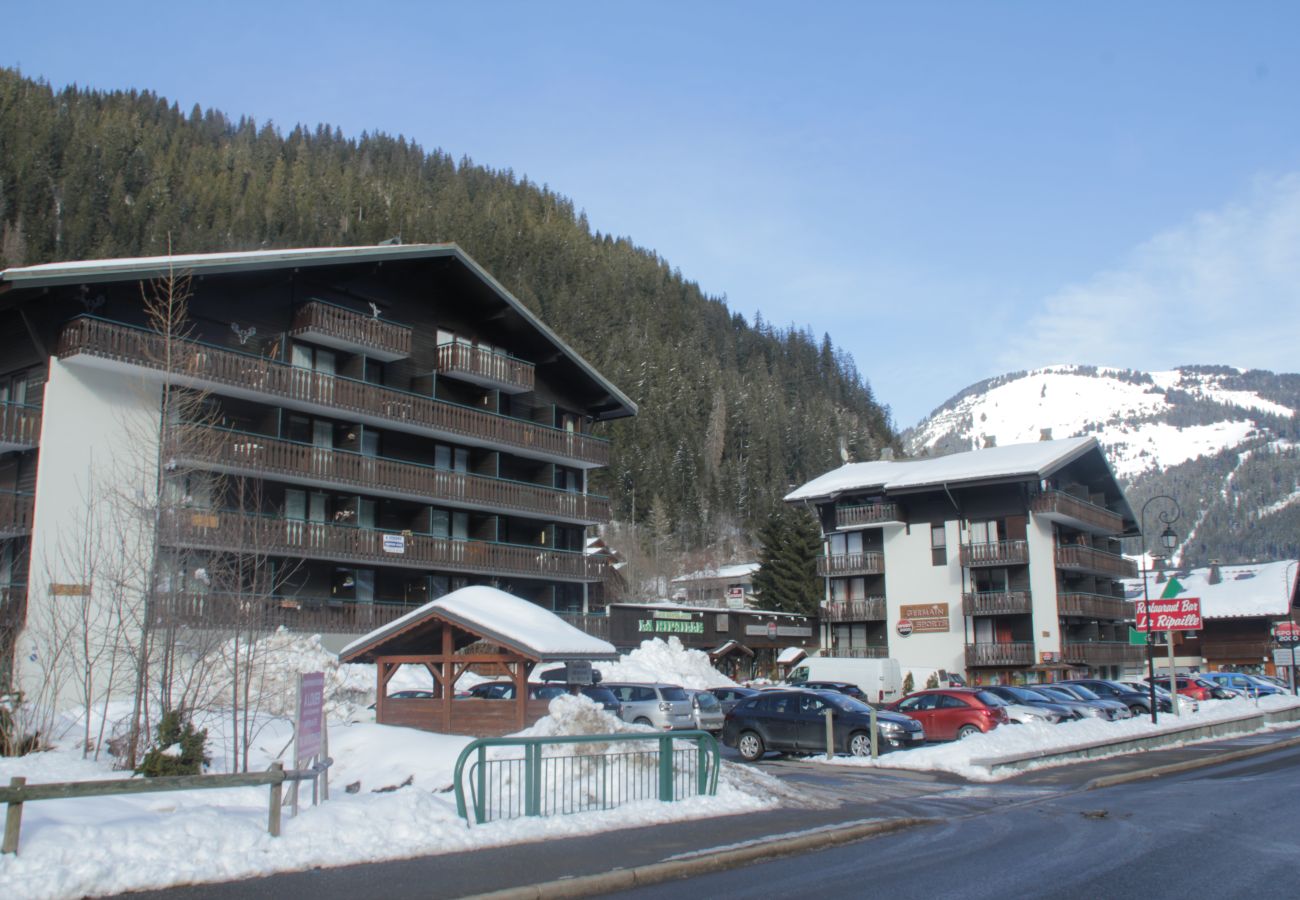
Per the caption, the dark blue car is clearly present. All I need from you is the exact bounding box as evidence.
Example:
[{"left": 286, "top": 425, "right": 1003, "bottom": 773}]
[{"left": 722, "top": 689, "right": 924, "bottom": 761}]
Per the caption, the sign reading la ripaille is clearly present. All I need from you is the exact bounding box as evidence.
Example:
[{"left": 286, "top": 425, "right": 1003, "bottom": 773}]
[{"left": 1135, "top": 596, "right": 1202, "bottom": 632}]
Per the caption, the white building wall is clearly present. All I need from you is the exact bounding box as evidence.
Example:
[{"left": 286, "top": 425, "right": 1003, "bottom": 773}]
[
  {"left": 18, "top": 357, "right": 161, "bottom": 711},
  {"left": 882, "top": 519, "right": 967, "bottom": 681},
  {"left": 1026, "top": 513, "right": 1062, "bottom": 664}
]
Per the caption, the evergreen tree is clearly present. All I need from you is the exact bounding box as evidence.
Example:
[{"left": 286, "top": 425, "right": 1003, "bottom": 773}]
[{"left": 751, "top": 506, "right": 822, "bottom": 616}]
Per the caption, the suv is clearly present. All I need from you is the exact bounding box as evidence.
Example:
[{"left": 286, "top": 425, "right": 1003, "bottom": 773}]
[{"left": 603, "top": 682, "right": 696, "bottom": 731}]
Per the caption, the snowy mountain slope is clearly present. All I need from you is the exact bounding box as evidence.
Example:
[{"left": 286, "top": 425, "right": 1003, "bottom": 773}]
[{"left": 902, "top": 365, "right": 1300, "bottom": 566}]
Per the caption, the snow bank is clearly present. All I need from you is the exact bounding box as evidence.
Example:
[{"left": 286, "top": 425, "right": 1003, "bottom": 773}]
[{"left": 537, "top": 637, "right": 737, "bottom": 689}]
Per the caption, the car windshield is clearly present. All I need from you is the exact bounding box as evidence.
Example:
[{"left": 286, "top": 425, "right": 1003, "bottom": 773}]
[
  {"left": 974, "top": 690, "right": 1007, "bottom": 706},
  {"left": 694, "top": 692, "right": 720, "bottom": 710},
  {"left": 1005, "top": 687, "right": 1043, "bottom": 702},
  {"left": 660, "top": 687, "right": 688, "bottom": 701},
  {"left": 1036, "top": 687, "right": 1072, "bottom": 700},
  {"left": 1065, "top": 685, "right": 1101, "bottom": 700}
]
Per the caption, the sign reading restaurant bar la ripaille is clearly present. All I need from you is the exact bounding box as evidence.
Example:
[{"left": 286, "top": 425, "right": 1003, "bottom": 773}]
[
  {"left": 1135, "top": 596, "right": 1202, "bottom": 632},
  {"left": 898, "top": 603, "right": 950, "bottom": 633}
]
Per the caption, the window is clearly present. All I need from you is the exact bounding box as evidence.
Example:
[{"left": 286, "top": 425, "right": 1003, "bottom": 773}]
[{"left": 931, "top": 523, "right": 947, "bottom": 566}]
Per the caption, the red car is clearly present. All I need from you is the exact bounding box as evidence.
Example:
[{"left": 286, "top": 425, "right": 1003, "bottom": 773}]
[
  {"left": 1145, "top": 675, "right": 1211, "bottom": 702},
  {"left": 886, "top": 688, "right": 1009, "bottom": 740}
]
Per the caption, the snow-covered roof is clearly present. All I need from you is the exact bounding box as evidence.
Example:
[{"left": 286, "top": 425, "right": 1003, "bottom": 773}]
[
  {"left": 340, "top": 586, "right": 617, "bottom": 662},
  {"left": 786, "top": 436, "right": 1100, "bottom": 502},
  {"left": 1123, "top": 560, "right": 1300, "bottom": 619},
  {"left": 777, "top": 646, "right": 808, "bottom": 665},
  {"left": 671, "top": 562, "right": 760, "bottom": 584},
  {"left": 609, "top": 601, "right": 810, "bottom": 620}
]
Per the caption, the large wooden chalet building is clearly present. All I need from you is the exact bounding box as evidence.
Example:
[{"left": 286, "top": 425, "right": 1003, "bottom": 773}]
[{"left": 0, "top": 244, "right": 634, "bottom": 698}]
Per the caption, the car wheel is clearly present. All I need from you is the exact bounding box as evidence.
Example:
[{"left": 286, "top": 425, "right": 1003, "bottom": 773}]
[
  {"left": 848, "top": 731, "right": 873, "bottom": 757},
  {"left": 633, "top": 717, "right": 653, "bottom": 728},
  {"left": 737, "top": 731, "right": 765, "bottom": 762},
  {"left": 956, "top": 724, "right": 981, "bottom": 740},
  {"left": 1129, "top": 704, "right": 1146, "bottom": 717}
]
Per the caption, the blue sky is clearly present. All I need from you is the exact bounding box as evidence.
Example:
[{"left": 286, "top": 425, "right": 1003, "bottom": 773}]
[{"left": 7, "top": 2, "right": 1300, "bottom": 426}]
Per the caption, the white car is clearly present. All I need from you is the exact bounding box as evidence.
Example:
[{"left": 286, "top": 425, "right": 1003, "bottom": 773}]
[{"left": 1001, "top": 702, "right": 1063, "bottom": 725}]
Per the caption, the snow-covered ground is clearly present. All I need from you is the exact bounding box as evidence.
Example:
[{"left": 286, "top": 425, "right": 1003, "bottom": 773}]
[{"left": 824, "top": 694, "right": 1300, "bottom": 781}]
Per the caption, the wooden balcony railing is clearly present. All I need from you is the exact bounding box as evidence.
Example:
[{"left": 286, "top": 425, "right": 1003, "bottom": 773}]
[
  {"left": 1058, "top": 592, "right": 1130, "bottom": 621},
  {"left": 965, "top": 641, "right": 1035, "bottom": 667},
  {"left": 1062, "top": 641, "right": 1144, "bottom": 667},
  {"left": 834, "top": 503, "right": 899, "bottom": 530},
  {"left": 0, "top": 491, "right": 35, "bottom": 539},
  {"left": 817, "top": 551, "right": 885, "bottom": 577},
  {"left": 0, "top": 401, "right": 41, "bottom": 451},
  {"left": 0, "top": 584, "right": 26, "bottom": 626},
  {"left": 821, "top": 596, "right": 887, "bottom": 621},
  {"left": 436, "top": 342, "right": 535, "bottom": 394},
  {"left": 1029, "top": 490, "right": 1124, "bottom": 535},
  {"left": 290, "top": 300, "right": 412, "bottom": 361},
  {"left": 558, "top": 613, "right": 611, "bottom": 641},
  {"left": 1199, "top": 639, "right": 1273, "bottom": 662},
  {"left": 56, "top": 317, "right": 609, "bottom": 467},
  {"left": 960, "top": 540, "right": 1029, "bottom": 568},
  {"left": 163, "top": 509, "right": 608, "bottom": 583},
  {"left": 152, "top": 592, "right": 421, "bottom": 634},
  {"left": 1055, "top": 545, "right": 1138, "bottom": 579},
  {"left": 962, "top": 591, "right": 1032, "bottom": 616},
  {"left": 831, "top": 646, "right": 890, "bottom": 659},
  {"left": 171, "top": 425, "right": 610, "bottom": 524}
]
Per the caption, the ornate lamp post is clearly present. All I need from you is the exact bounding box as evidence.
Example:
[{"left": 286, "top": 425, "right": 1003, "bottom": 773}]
[{"left": 1140, "top": 495, "right": 1181, "bottom": 724}]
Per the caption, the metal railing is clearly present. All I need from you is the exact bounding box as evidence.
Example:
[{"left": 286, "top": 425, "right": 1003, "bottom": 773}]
[
  {"left": 1029, "top": 490, "right": 1124, "bottom": 534},
  {"left": 290, "top": 299, "right": 412, "bottom": 360},
  {"left": 835, "top": 503, "right": 899, "bottom": 530},
  {"left": 960, "top": 540, "right": 1029, "bottom": 568},
  {"left": 453, "top": 731, "right": 719, "bottom": 825},
  {"left": 0, "top": 491, "right": 35, "bottom": 538},
  {"left": 0, "top": 401, "right": 41, "bottom": 450},
  {"left": 965, "top": 641, "right": 1035, "bottom": 667},
  {"left": 1058, "top": 592, "right": 1130, "bottom": 620},
  {"left": 171, "top": 424, "right": 610, "bottom": 524},
  {"left": 821, "top": 596, "right": 887, "bottom": 621},
  {"left": 962, "top": 590, "right": 1032, "bottom": 616},
  {"left": 436, "top": 342, "right": 535, "bottom": 393},
  {"left": 1054, "top": 545, "right": 1139, "bottom": 579},
  {"left": 833, "top": 645, "right": 890, "bottom": 659},
  {"left": 56, "top": 316, "right": 609, "bottom": 467},
  {"left": 817, "top": 551, "right": 885, "bottom": 577}
]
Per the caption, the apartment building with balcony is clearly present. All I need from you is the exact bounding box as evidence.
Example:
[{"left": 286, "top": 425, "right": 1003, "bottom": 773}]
[
  {"left": 786, "top": 438, "right": 1143, "bottom": 684},
  {"left": 0, "top": 244, "right": 635, "bottom": 694}
]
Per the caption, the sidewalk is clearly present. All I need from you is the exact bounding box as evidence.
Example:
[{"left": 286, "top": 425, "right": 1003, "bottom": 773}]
[{"left": 127, "top": 725, "right": 1300, "bottom": 900}]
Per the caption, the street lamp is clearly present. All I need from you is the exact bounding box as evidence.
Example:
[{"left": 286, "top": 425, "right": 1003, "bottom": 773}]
[{"left": 1140, "top": 495, "right": 1182, "bottom": 724}]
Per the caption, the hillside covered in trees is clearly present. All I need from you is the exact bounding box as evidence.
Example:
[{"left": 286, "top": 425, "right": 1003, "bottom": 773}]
[{"left": 0, "top": 69, "right": 896, "bottom": 553}]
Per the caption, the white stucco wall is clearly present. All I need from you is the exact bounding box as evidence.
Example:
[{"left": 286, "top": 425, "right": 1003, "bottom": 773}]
[
  {"left": 1026, "top": 513, "right": 1062, "bottom": 662},
  {"left": 882, "top": 519, "right": 967, "bottom": 679},
  {"left": 17, "top": 357, "right": 161, "bottom": 710}
]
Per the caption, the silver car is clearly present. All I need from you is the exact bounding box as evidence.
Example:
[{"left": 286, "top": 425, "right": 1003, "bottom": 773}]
[
  {"left": 683, "top": 689, "right": 725, "bottom": 732},
  {"left": 603, "top": 682, "right": 696, "bottom": 731}
]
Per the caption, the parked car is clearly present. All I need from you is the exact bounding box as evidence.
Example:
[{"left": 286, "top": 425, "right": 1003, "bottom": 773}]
[
  {"left": 1145, "top": 675, "right": 1215, "bottom": 701},
  {"left": 1016, "top": 685, "right": 1103, "bottom": 719},
  {"left": 1046, "top": 683, "right": 1132, "bottom": 719},
  {"left": 1201, "top": 672, "right": 1284, "bottom": 697},
  {"left": 723, "top": 689, "right": 924, "bottom": 760},
  {"left": 1061, "top": 679, "right": 1171, "bottom": 716},
  {"left": 578, "top": 686, "right": 624, "bottom": 715},
  {"left": 885, "top": 688, "right": 1009, "bottom": 740},
  {"left": 785, "top": 657, "right": 904, "bottom": 703},
  {"left": 709, "top": 686, "right": 760, "bottom": 714},
  {"left": 981, "top": 685, "right": 1079, "bottom": 721},
  {"left": 794, "top": 680, "right": 870, "bottom": 702},
  {"left": 1030, "top": 684, "right": 1123, "bottom": 720},
  {"left": 683, "top": 689, "right": 725, "bottom": 732},
  {"left": 1117, "top": 680, "right": 1198, "bottom": 714},
  {"left": 603, "top": 682, "right": 696, "bottom": 731},
  {"left": 465, "top": 681, "right": 569, "bottom": 701}
]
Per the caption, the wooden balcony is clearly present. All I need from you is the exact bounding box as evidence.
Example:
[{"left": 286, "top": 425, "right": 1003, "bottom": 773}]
[
  {"left": 1055, "top": 545, "right": 1138, "bottom": 579},
  {"left": 558, "top": 613, "right": 611, "bottom": 641},
  {"left": 172, "top": 425, "right": 610, "bottom": 525},
  {"left": 833, "top": 646, "right": 890, "bottom": 659},
  {"left": 965, "top": 641, "right": 1035, "bottom": 667},
  {"left": 1030, "top": 490, "right": 1124, "bottom": 535},
  {"left": 962, "top": 591, "right": 1032, "bottom": 616},
  {"left": 152, "top": 592, "right": 421, "bottom": 634},
  {"left": 290, "top": 299, "right": 412, "bottom": 362},
  {"left": 1199, "top": 639, "right": 1273, "bottom": 662},
  {"left": 1058, "top": 592, "right": 1130, "bottom": 621},
  {"left": 817, "top": 551, "right": 885, "bottom": 577},
  {"left": 834, "top": 502, "right": 900, "bottom": 530},
  {"left": 56, "top": 317, "right": 609, "bottom": 468},
  {"left": 821, "top": 596, "right": 887, "bottom": 622},
  {"left": 0, "top": 584, "right": 26, "bottom": 626},
  {"left": 1062, "top": 641, "right": 1144, "bottom": 667},
  {"left": 0, "top": 401, "right": 41, "bottom": 452},
  {"left": 960, "top": 540, "right": 1029, "bottom": 568},
  {"left": 436, "top": 342, "right": 535, "bottom": 394},
  {"left": 0, "top": 491, "right": 35, "bottom": 539},
  {"left": 164, "top": 509, "right": 608, "bottom": 583}
]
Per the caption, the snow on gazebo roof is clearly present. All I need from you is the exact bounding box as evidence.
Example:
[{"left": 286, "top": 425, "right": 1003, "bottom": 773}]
[
  {"left": 1124, "top": 560, "right": 1300, "bottom": 619},
  {"left": 339, "top": 586, "right": 617, "bottom": 662}
]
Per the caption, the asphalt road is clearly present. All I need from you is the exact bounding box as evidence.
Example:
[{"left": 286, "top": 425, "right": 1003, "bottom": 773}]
[{"left": 615, "top": 742, "right": 1300, "bottom": 900}]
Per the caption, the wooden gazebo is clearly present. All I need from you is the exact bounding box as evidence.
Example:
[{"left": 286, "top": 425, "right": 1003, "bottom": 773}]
[{"left": 339, "top": 586, "right": 617, "bottom": 736}]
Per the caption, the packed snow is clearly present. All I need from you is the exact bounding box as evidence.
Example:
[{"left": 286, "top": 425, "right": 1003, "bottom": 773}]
[
  {"left": 533, "top": 637, "right": 738, "bottom": 689},
  {"left": 1124, "top": 560, "right": 1298, "bottom": 619}
]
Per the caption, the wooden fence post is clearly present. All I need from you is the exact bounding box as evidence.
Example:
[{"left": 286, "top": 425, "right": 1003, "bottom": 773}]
[
  {"left": 268, "top": 763, "right": 283, "bottom": 838},
  {"left": 3, "top": 776, "right": 25, "bottom": 854}
]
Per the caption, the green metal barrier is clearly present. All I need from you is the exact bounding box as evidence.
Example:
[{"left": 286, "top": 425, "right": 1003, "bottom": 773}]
[{"left": 452, "top": 730, "right": 720, "bottom": 824}]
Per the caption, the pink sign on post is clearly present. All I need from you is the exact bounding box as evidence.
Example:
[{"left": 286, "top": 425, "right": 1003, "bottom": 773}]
[
  {"left": 296, "top": 672, "right": 325, "bottom": 765},
  {"left": 1135, "top": 597, "right": 1202, "bottom": 632}
]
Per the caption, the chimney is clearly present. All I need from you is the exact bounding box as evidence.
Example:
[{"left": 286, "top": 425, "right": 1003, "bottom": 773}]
[
  {"left": 1208, "top": 560, "right": 1222, "bottom": 585},
  {"left": 879, "top": 447, "right": 895, "bottom": 461},
  {"left": 1039, "top": 428, "right": 1053, "bottom": 441}
]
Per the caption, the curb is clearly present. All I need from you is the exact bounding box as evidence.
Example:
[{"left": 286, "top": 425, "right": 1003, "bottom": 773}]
[
  {"left": 461, "top": 816, "right": 936, "bottom": 900},
  {"left": 1085, "top": 730, "right": 1300, "bottom": 791}
]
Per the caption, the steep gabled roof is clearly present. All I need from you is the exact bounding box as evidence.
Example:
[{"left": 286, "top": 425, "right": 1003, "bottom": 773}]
[{"left": 1125, "top": 560, "right": 1300, "bottom": 619}]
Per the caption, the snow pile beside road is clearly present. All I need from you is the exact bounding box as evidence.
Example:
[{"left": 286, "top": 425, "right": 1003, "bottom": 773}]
[{"left": 590, "top": 637, "right": 737, "bottom": 689}]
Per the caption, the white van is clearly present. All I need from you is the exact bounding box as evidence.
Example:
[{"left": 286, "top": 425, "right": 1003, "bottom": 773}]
[{"left": 786, "top": 657, "right": 903, "bottom": 703}]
